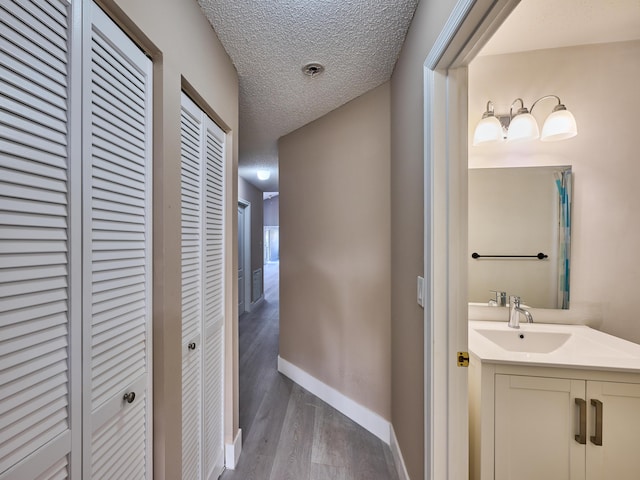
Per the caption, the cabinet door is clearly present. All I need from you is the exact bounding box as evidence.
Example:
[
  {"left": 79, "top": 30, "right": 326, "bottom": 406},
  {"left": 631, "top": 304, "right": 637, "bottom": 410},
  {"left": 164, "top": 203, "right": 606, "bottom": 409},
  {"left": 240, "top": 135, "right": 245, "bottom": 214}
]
[
  {"left": 494, "top": 375, "right": 585, "bottom": 480},
  {"left": 586, "top": 381, "right": 640, "bottom": 480},
  {"left": 83, "top": 3, "right": 153, "bottom": 479}
]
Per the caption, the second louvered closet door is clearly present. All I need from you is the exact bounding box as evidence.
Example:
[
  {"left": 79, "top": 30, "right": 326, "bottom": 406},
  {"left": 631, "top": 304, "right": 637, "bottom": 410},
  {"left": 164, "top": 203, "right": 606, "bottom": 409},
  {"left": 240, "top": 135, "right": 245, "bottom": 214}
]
[
  {"left": 180, "top": 93, "right": 225, "bottom": 480},
  {"left": 83, "top": 4, "right": 153, "bottom": 479}
]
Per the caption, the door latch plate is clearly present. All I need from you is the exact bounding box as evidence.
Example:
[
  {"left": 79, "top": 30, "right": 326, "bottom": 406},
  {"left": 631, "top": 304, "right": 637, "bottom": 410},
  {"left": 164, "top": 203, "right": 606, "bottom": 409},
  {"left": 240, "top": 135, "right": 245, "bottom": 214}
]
[{"left": 457, "top": 351, "right": 469, "bottom": 367}]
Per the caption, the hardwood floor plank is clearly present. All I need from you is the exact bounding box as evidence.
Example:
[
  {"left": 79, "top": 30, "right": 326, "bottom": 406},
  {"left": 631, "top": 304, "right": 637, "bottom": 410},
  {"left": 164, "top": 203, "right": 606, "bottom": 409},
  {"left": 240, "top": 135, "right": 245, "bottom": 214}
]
[
  {"left": 310, "top": 463, "right": 350, "bottom": 480},
  {"left": 311, "top": 399, "right": 358, "bottom": 468},
  {"left": 346, "top": 418, "right": 399, "bottom": 480},
  {"left": 268, "top": 384, "right": 317, "bottom": 480}
]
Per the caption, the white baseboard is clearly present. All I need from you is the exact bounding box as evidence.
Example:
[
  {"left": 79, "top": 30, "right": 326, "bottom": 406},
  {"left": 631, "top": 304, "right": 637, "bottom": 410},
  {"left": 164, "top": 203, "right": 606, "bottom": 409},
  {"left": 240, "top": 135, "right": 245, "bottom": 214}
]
[
  {"left": 390, "top": 424, "right": 411, "bottom": 480},
  {"left": 225, "top": 428, "right": 242, "bottom": 470},
  {"left": 277, "top": 356, "right": 390, "bottom": 444}
]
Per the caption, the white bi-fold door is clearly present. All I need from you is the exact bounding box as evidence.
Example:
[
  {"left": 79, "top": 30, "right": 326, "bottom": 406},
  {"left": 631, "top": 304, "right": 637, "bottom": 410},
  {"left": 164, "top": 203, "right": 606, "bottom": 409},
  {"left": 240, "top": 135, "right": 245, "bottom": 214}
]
[
  {"left": 83, "top": 3, "right": 153, "bottom": 480},
  {"left": 180, "top": 92, "right": 226, "bottom": 480},
  {"left": 0, "top": 1, "right": 153, "bottom": 479}
]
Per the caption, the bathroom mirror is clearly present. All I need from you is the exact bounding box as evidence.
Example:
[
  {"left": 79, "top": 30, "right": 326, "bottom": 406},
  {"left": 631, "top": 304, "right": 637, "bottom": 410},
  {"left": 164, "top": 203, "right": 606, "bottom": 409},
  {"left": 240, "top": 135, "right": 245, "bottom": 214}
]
[{"left": 468, "top": 166, "right": 572, "bottom": 309}]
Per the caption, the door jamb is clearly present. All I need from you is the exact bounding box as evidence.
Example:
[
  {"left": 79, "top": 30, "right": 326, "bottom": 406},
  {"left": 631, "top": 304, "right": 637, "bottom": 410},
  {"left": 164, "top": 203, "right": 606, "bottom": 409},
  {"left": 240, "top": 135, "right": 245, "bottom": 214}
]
[
  {"left": 238, "top": 199, "right": 251, "bottom": 312},
  {"left": 423, "top": 1, "right": 521, "bottom": 478}
]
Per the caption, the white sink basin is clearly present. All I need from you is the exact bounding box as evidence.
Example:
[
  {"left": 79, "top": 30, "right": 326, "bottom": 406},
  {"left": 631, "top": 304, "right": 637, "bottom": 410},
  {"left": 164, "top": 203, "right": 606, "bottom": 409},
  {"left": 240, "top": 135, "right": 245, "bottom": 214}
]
[
  {"left": 475, "top": 328, "right": 571, "bottom": 353},
  {"left": 469, "top": 321, "right": 640, "bottom": 372}
]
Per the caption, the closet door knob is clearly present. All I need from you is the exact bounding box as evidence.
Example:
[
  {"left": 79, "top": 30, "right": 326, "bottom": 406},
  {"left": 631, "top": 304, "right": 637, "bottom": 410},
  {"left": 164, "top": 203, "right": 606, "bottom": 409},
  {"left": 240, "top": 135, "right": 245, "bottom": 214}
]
[
  {"left": 188, "top": 342, "right": 196, "bottom": 350},
  {"left": 123, "top": 392, "right": 136, "bottom": 404}
]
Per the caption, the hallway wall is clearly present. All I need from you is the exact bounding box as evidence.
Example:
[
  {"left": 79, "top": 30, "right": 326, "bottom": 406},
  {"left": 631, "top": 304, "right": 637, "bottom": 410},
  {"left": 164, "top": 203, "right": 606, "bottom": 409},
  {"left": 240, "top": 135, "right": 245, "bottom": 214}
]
[
  {"left": 102, "top": 1, "right": 239, "bottom": 478},
  {"left": 264, "top": 194, "right": 279, "bottom": 226},
  {"left": 279, "top": 83, "right": 392, "bottom": 420},
  {"left": 390, "top": 1, "right": 459, "bottom": 478}
]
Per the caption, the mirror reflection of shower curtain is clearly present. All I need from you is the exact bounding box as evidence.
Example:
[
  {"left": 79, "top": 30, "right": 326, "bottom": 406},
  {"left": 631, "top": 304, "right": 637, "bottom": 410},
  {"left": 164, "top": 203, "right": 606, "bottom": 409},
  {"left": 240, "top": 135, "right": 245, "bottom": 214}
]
[
  {"left": 264, "top": 226, "right": 279, "bottom": 263},
  {"left": 555, "top": 169, "right": 572, "bottom": 309}
]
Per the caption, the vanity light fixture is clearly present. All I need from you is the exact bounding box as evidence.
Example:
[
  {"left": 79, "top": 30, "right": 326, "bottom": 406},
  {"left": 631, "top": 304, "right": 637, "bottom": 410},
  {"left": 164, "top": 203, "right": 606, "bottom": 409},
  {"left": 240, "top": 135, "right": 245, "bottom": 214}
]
[
  {"left": 256, "top": 169, "right": 270, "bottom": 181},
  {"left": 472, "top": 95, "right": 577, "bottom": 146},
  {"left": 472, "top": 101, "right": 505, "bottom": 145}
]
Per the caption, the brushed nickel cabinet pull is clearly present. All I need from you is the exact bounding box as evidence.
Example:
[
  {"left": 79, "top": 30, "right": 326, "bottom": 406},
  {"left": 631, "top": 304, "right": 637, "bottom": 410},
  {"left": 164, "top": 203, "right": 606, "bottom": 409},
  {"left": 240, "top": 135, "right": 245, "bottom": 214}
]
[
  {"left": 575, "top": 398, "right": 586, "bottom": 444},
  {"left": 591, "top": 399, "right": 603, "bottom": 446}
]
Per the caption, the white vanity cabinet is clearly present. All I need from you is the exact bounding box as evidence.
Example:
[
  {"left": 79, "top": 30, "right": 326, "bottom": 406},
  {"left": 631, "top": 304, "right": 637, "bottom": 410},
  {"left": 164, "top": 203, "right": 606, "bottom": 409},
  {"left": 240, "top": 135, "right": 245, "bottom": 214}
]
[{"left": 470, "top": 360, "right": 640, "bottom": 480}]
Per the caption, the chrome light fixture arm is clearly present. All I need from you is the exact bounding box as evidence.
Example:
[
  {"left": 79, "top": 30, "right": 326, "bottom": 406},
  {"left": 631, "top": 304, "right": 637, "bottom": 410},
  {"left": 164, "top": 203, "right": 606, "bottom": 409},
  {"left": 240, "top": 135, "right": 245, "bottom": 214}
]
[
  {"left": 530, "top": 94, "right": 563, "bottom": 113},
  {"left": 509, "top": 97, "right": 529, "bottom": 118}
]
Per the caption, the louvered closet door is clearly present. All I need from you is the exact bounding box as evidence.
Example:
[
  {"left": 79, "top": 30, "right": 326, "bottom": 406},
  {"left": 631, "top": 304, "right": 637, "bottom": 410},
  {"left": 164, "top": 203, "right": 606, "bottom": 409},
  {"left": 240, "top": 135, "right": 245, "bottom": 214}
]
[
  {"left": 202, "top": 115, "right": 225, "bottom": 480},
  {"left": 0, "top": 1, "right": 80, "bottom": 479},
  {"left": 83, "top": 4, "right": 152, "bottom": 480},
  {"left": 180, "top": 94, "right": 225, "bottom": 480},
  {"left": 180, "top": 93, "right": 204, "bottom": 480}
]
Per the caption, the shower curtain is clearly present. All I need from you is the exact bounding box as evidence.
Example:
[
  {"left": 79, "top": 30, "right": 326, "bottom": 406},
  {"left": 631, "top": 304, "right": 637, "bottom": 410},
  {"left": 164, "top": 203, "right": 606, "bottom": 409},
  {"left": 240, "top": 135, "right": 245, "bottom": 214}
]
[{"left": 555, "top": 169, "right": 572, "bottom": 309}]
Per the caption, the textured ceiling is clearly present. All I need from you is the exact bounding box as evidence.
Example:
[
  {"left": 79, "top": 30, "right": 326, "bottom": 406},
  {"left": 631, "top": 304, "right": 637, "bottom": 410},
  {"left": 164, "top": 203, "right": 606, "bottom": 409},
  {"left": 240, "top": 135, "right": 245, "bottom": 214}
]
[{"left": 197, "top": 0, "right": 419, "bottom": 191}]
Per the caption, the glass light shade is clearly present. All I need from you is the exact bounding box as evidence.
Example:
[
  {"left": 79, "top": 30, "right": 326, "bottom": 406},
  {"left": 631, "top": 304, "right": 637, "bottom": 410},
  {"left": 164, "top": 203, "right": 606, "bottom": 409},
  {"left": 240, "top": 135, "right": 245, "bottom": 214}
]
[
  {"left": 256, "top": 169, "right": 270, "bottom": 181},
  {"left": 507, "top": 112, "right": 539, "bottom": 142},
  {"left": 540, "top": 109, "right": 577, "bottom": 141},
  {"left": 472, "top": 116, "right": 504, "bottom": 146}
]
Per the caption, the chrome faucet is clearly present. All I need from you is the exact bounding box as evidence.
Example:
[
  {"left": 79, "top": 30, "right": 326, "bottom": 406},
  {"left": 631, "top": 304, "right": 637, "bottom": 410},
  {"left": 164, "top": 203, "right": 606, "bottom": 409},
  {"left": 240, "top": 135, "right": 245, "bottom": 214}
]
[
  {"left": 508, "top": 295, "right": 533, "bottom": 329},
  {"left": 489, "top": 290, "right": 507, "bottom": 307}
]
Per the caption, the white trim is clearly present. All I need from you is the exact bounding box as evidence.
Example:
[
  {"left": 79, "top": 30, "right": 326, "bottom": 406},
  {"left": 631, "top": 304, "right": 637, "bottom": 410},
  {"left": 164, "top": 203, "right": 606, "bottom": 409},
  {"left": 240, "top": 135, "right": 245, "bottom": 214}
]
[
  {"left": 277, "top": 356, "right": 390, "bottom": 444},
  {"left": 69, "top": 1, "right": 83, "bottom": 477},
  {"left": 238, "top": 198, "right": 252, "bottom": 313},
  {"left": 423, "top": 65, "right": 449, "bottom": 480},
  {"left": 390, "top": 424, "right": 411, "bottom": 480},
  {"left": 424, "top": 0, "right": 474, "bottom": 69},
  {"left": 224, "top": 428, "right": 242, "bottom": 470}
]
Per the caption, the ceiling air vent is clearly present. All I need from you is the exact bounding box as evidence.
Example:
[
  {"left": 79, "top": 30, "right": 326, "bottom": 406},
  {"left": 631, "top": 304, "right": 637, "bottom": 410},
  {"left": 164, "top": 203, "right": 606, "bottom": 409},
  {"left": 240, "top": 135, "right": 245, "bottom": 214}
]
[{"left": 302, "top": 63, "right": 324, "bottom": 77}]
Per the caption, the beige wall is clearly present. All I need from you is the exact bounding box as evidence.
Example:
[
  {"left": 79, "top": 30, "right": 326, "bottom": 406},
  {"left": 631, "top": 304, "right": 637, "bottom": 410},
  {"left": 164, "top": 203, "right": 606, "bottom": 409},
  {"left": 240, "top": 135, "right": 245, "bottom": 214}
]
[
  {"left": 390, "top": 1, "right": 458, "bottom": 478},
  {"left": 469, "top": 40, "right": 640, "bottom": 343},
  {"left": 279, "top": 83, "right": 392, "bottom": 418},
  {"left": 264, "top": 194, "right": 279, "bottom": 227},
  {"left": 101, "top": 1, "right": 239, "bottom": 478},
  {"left": 239, "top": 177, "right": 265, "bottom": 301}
]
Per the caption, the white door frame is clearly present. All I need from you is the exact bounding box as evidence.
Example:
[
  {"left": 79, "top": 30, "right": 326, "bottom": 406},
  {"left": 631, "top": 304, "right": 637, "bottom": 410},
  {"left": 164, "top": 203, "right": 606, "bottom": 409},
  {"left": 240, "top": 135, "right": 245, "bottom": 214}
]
[
  {"left": 238, "top": 199, "right": 252, "bottom": 312},
  {"left": 423, "top": 1, "right": 521, "bottom": 478}
]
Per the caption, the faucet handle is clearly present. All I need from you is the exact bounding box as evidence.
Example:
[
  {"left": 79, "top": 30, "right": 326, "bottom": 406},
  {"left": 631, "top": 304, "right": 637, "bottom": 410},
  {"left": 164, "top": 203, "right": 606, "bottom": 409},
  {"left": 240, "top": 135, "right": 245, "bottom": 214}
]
[
  {"left": 509, "top": 295, "right": 521, "bottom": 308},
  {"left": 491, "top": 290, "right": 507, "bottom": 306}
]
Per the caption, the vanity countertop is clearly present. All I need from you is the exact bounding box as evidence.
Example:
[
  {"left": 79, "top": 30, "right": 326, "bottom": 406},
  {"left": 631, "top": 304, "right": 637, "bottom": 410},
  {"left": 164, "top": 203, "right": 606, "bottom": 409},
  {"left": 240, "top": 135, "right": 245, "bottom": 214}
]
[{"left": 469, "top": 320, "right": 640, "bottom": 373}]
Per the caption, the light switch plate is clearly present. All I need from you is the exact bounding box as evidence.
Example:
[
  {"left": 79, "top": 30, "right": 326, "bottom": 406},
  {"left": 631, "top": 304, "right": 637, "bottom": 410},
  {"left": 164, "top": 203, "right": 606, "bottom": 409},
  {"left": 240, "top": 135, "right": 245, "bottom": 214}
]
[{"left": 417, "top": 276, "right": 425, "bottom": 308}]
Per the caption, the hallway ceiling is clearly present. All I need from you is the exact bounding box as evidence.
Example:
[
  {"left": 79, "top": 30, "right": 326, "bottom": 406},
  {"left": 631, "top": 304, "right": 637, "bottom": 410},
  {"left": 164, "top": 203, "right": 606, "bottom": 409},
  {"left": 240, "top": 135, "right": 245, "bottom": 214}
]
[{"left": 197, "top": 0, "right": 419, "bottom": 192}]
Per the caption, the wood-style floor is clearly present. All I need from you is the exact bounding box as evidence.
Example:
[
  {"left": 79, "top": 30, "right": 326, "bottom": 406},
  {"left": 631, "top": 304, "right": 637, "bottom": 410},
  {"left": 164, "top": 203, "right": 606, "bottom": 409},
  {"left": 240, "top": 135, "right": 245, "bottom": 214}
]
[{"left": 221, "top": 262, "right": 400, "bottom": 480}]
